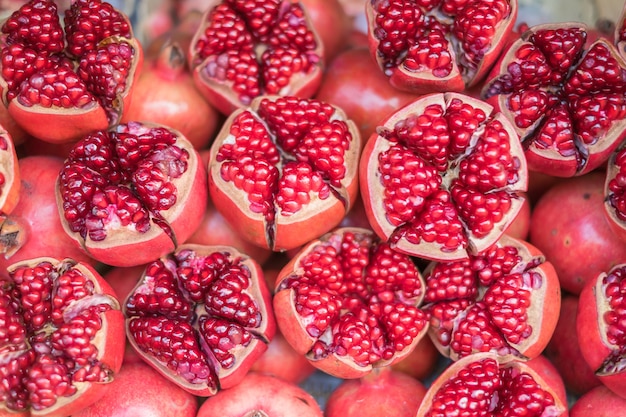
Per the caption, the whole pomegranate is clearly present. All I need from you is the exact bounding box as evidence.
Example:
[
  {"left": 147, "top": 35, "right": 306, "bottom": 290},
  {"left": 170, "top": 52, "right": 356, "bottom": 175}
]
[
  {"left": 124, "top": 244, "right": 276, "bottom": 396},
  {"left": 0, "top": 0, "right": 143, "bottom": 143},
  {"left": 73, "top": 361, "right": 198, "bottom": 417},
  {"left": 56, "top": 121, "right": 208, "bottom": 267},
  {"left": 529, "top": 172, "right": 626, "bottom": 294},
  {"left": 196, "top": 372, "right": 323, "bottom": 417},
  {"left": 570, "top": 385, "right": 626, "bottom": 417},
  {"left": 0, "top": 257, "right": 125, "bottom": 416}
]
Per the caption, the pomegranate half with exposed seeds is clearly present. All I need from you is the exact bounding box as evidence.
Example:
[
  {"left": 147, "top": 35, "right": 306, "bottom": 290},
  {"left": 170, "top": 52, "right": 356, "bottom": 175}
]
[
  {"left": 55, "top": 121, "right": 207, "bottom": 267},
  {"left": 273, "top": 227, "right": 429, "bottom": 379},
  {"left": 0, "top": 257, "right": 125, "bottom": 416},
  {"left": 365, "top": 0, "right": 518, "bottom": 94},
  {"left": 0, "top": 124, "right": 19, "bottom": 219},
  {"left": 604, "top": 144, "right": 626, "bottom": 242},
  {"left": 360, "top": 92, "right": 528, "bottom": 261},
  {"left": 124, "top": 244, "right": 276, "bottom": 396},
  {"left": 208, "top": 95, "right": 361, "bottom": 252},
  {"left": 0, "top": 0, "right": 143, "bottom": 144},
  {"left": 482, "top": 23, "right": 626, "bottom": 177},
  {"left": 416, "top": 352, "right": 567, "bottom": 416},
  {"left": 188, "top": 0, "right": 324, "bottom": 115},
  {"left": 423, "top": 234, "right": 560, "bottom": 362},
  {"left": 578, "top": 262, "right": 626, "bottom": 399}
]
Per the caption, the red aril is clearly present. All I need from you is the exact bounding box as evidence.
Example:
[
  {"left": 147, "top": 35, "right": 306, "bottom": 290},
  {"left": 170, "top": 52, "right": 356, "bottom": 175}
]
[
  {"left": 0, "top": 257, "right": 125, "bottom": 416},
  {"left": 273, "top": 227, "right": 429, "bottom": 379},
  {"left": 360, "top": 92, "right": 528, "bottom": 261},
  {"left": 366, "top": 0, "right": 518, "bottom": 94},
  {"left": 524, "top": 355, "right": 568, "bottom": 410},
  {"left": 0, "top": 124, "right": 19, "bottom": 218},
  {"left": 124, "top": 244, "right": 275, "bottom": 396},
  {"left": 208, "top": 95, "right": 361, "bottom": 252},
  {"left": 0, "top": 0, "right": 143, "bottom": 144},
  {"left": 604, "top": 144, "right": 626, "bottom": 241},
  {"left": 55, "top": 121, "right": 208, "bottom": 267}
]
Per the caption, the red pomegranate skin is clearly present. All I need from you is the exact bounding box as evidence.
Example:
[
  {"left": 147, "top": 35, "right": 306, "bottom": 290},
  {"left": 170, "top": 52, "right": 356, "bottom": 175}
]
[
  {"left": 529, "top": 172, "right": 626, "bottom": 294},
  {"left": 390, "top": 335, "right": 441, "bottom": 382},
  {"left": 544, "top": 294, "right": 602, "bottom": 396},
  {"left": 73, "top": 361, "right": 198, "bottom": 417},
  {"left": 570, "top": 385, "right": 626, "bottom": 416}
]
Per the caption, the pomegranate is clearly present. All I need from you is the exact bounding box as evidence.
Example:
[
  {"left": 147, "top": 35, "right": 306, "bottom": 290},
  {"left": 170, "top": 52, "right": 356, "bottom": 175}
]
[
  {"left": 390, "top": 334, "right": 441, "bottom": 382},
  {"left": 273, "top": 227, "right": 429, "bottom": 379},
  {"left": 55, "top": 121, "right": 208, "bottom": 267},
  {"left": 73, "top": 361, "right": 198, "bottom": 417},
  {"left": 0, "top": 102, "right": 29, "bottom": 146},
  {"left": 529, "top": 172, "right": 626, "bottom": 294},
  {"left": 0, "top": 156, "right": 96, "bottom": 272},
  {"left": 365, "top": 0, "right": 518, "bottom": 94},
  {"left": 315, "top": 47, "right": 422, "bottom": 141},
  {"left": 124, "top": 244, "right": 275, "bottom": 396},
  {"left": 423, "top": 234, "right": 560, "bottom": 362},
  {"left": 544, "top": 294, "right": 602, "bottom": 396},
  {"left": 299, "top": 0, "right": 351, "bottom": 62},
  {"left": 325, "top": 367, "right": 427, "bottom": 417},
  {"left": 0, "top": 0, "right": 143, "bottom": 144},
  {"left": 122, "top": 39, "right": 222, "bottom": 151},
  {"left": 360, "top": 92, "right": 528, "bottom": 261},
  {"left": 578, "top": 262, "right": 626, "bottom": 399},
  {"left": 103, "top": 264, "right": 146, "bottom": 302},
  {"left": 416, "top": 352, "right": 567, "bottom": 416},
  {"left": 570, "top": 385, "right": 626, "bottom": 417},
  {"left": 208, "top": 95, "right": 361, "bottom": 252},
  {"left": 196, "top": 371, "right": 322, "bottom": 417},
  {"left": 525, "top": 355, "right": 569, "bottom": 409},
  {"left": 188, "top": 0, "right": 324, "bottom": 115},
  {"left": 0, "top": 124, "right": 19, "bottom": 218},
  {"left": 0, "top": 256, "right": 125, "bottom": 416},
  {"left": 604, "top": 144, "right": 626, "bottom": 241},
  {"left": 482, "top": 23, "right": 626, "bottom": 177},
  {"left": 504, "top": 191, "right": 531, "bottom": 240}
]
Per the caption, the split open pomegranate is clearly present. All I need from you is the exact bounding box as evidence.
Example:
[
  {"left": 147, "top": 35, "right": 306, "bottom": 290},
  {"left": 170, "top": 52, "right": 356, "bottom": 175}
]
[{"left": 604, "top": 144, "right": 626, "bottom": 242}]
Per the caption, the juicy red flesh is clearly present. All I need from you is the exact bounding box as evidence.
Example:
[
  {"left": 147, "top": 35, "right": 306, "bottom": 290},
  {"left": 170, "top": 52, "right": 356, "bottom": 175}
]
[
  {"left": 371, "top": 0, "right": 512, "bottom": 79},
  {"left": 0, "top": 260, "right": 117, "bottom": 412},
  {"left": 0, "top": 0, "right": 136, "bottom": 122},
  {"left": 608, "top": 148, "right": 626, "bottom": 221},
  {"left": 426, "top": 357, "right": 556, "bottom": 416},
  {"left": 192, "top": 0, "right": 319, "bottom": 106},
  {"left": 376, "top": 98, "right": 523, "bottom": 256},
  {"left": 424, "top": 242, "right": 545, "bottom": 359},
  {"left": 125, "top": 248, "right": 269, "bottom": 389},
  {"left": 483, "top": 27, "right": 626, "bottom": 174},
  {"left": 58, "top": 122, "right": 189, "bottom": 243},
  {"left": 600, "top": 265, "right": 626, "bottom": 374},
  {"left": 277, "top": 230, "right": 428, "bottom": 367}
]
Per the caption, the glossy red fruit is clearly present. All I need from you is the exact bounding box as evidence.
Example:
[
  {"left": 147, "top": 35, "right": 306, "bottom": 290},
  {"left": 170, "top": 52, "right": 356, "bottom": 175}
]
[
  {"left": 416, "top": 352, "right": 567, "bottom": 417},
  {"left": 274, "top": 227, "right": 429, "bottom": 379},
  {"left": 73, "top": 361, "right": 198, "bottom": 417},
  {"left": 423, "top": 234, "right": 560, "bottom": 362},
  {"left": 188, "top": 0, "right": 324, "bottom": 115},
  {"left": 0, "top": 124, "right": 19, "bottom": 218},
  {"left": 524, "top": 355, "right": 569, "bottom": 409},
  {"left": 55, "top": 121, "right": 208, "bottom": 267},
  {"left": 390, "top": 334, "right": 440, "bottom": 382},
  {"left": 0, "top": 257, "right": 125, "bottom": 416},
  {"left": 366, "top": 0, "right": 518, "bottom": 94},
  {"left": 300, "top": 0, "right": 351, "bottom": 62},
  {"left": 530, "top": 172, "right": 626, "bottom": 294},
  {"left": 570, "top": 385, "right": 626, "bottom": 417},
  {"left": 196, "top": 372, "right": 323, "bottom": 417},
  {"left": 504, "top": 192, "right": 531, "bottom": 240},
  {"left": 360, "top": 92, "right": 528, "bottom": 261},
  {"left": 604, "top": 144, "right": 626, "bottom": 241},
  {"left": 578, "top": 262, "right": 626, "bottom": 399},
  {"left": 0, "top": 156, "right": 95, "bottom": 272},
  {"left": 124, "top": 244, "right": 276, "bottom": 396},
  {"left": 325, "top": 367, "right": 427, "bottom": 417},
  {"left": 482, "top": 23, "right": 626, "bottom": 177},
  {"left": 315, "top": 47, "right": 421, "bottom": 141},
  {"left": 208, "top": 95, "right": 361, "bottom": 252},
  {"left": 0, "top": 0, "right": 143, "bottom": 144},
  {"left": 544, "top": 294, "right": 602, "bottom": 396}
]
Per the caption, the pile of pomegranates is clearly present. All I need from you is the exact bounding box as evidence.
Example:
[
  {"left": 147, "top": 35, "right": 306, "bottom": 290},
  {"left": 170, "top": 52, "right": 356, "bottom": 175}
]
[{"left": 3, "top": 0, "right": 626, "bottom": 415}]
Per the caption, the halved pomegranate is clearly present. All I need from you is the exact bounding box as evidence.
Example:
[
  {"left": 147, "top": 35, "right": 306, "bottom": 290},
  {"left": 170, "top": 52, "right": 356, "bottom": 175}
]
[
  {"left": 0, "top": 0, "right": 143, "bottom": 144},
  {"left": 124, "top": 244, "right": 276, "bottom": 396},
  {"left": 188, "top": 0, "right": 324, "bottom": 115},
  {"left": 416, "top": 352, "right": 567, "bottom": 416},
  {"left": 0, "top": 257, "right": 125, "bottom": 416},
  {"left": 360, "top": 92, "right": 528, "bottom": 261},
  {"left": 273, "top": 227, "right": 429, "bottom": 379},
  {"left": 482, "top": 23, "right": 626, "bottom": 177},
  {"left": 604, "top": 144, "right": 626, "bottom": 241},
  {"left": 55, "top": 121, "right": 207, "bottom": 267},
  {"left": 365, "top": 0, "right": 518, "bottom": 94},
  {"left": 423, "top": 234, "right": 560, "bottom": 362},
  {"left": 0, "top": 124, "right": 19, "bottom": 219},
  {"left": 208, "top": 95, "right": 361, "bottom": 252}
]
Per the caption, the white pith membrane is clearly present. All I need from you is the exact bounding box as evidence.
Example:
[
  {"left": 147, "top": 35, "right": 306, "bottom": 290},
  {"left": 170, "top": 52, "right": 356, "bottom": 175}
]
[
  {"left": 0, "top": 257, "right": 121, "bottom": 414},
  {"left": 363, "top": 92, "right": 528, "bottom": 261},
  {"left": 123, "top": 244, "right": 274, "bottom": 395},
  {"left": 595, "top": 265, "right": 626, "bottom": 375},
  {"left": 208, "top": 95, "right": 361, "bottom": 251}
]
